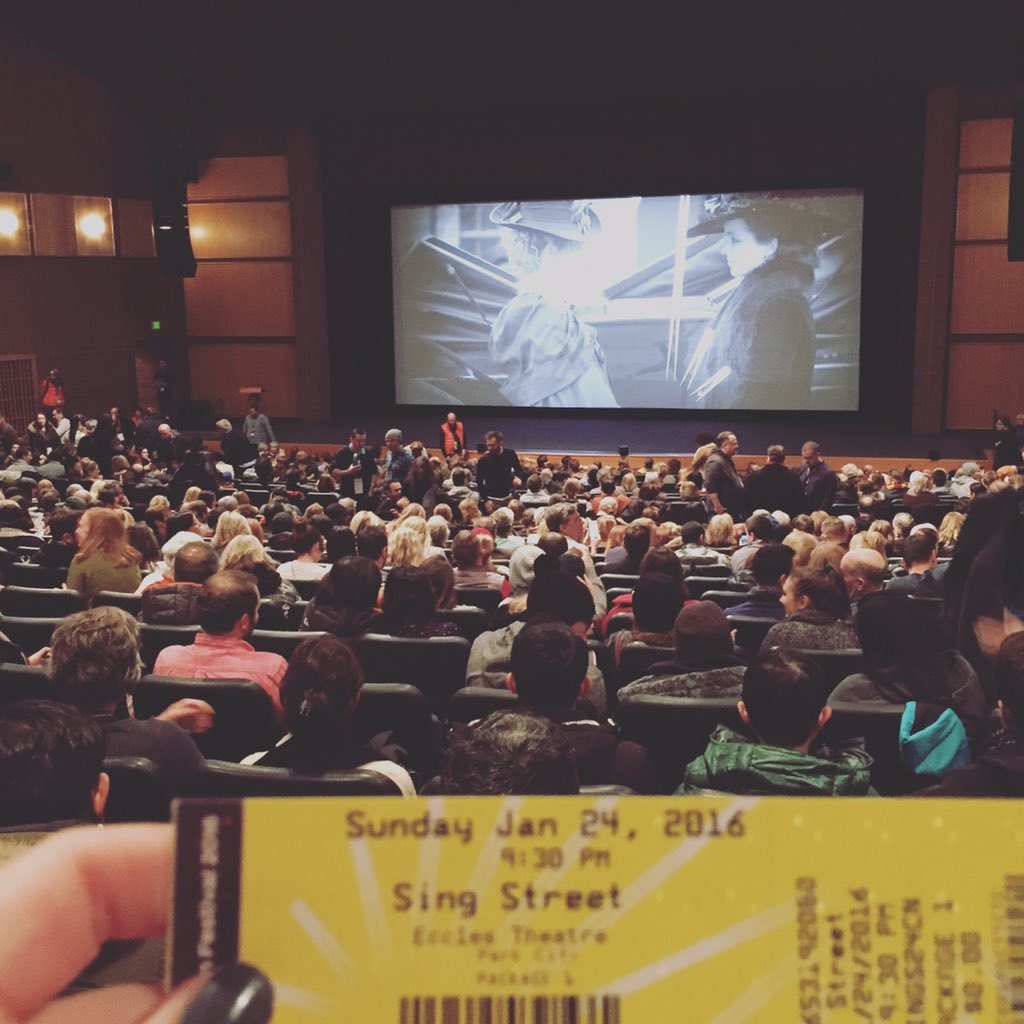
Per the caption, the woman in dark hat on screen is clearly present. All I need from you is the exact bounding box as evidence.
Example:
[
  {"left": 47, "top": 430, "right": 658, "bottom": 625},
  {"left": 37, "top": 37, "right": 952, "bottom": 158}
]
[
  {"left": 489, "top": 200, "right": 618, "bottom": 407},
  {"left": 681, "top": 196, "right": 817, "bottom": 409}
]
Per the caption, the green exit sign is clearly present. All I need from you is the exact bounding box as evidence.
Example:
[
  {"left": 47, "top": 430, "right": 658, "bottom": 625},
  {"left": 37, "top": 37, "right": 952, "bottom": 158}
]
[{"left": 150, "top": 320, "right": 161, "bottom": 330}]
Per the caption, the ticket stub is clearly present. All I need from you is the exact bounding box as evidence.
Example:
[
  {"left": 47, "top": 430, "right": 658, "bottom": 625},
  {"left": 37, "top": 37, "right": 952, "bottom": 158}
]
[{"left": 169, "top": 796, "right": 1024, "bottom": 1022}]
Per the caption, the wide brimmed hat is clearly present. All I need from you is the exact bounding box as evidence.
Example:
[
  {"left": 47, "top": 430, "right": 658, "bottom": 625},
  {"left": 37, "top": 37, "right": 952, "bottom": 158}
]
[{"left": 489, "top": 200, "right": 601, "bottom": 242}]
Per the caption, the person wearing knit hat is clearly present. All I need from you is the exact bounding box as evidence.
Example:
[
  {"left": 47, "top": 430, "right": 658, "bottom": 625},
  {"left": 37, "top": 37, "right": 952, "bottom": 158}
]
[
  {"left": 488, "top": 199, "right": 618, "bottom": 407},
  {"left": 617, "top": 603, "right": 748, "bottom": 701}
]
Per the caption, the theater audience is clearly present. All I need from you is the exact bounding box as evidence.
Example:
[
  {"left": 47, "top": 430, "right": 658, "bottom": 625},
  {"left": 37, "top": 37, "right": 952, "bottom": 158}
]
[
  {"left": 300, "top": 555, "right": 383, "bottom": 637},
  {"left": 507, "top": 621, "right": 657, "bottom": 792},
  {"left": 242, "top": 635, "right": 415, "bottom": 793},
  {"left": 0, "top": 700, "right": 109, "bottom": 828},
  {"left": 839, "top": 548, "right": 888, "bottom": 614},
  {"left": 211, "top": 509, "right": 252, "bottom": 554},
  {"left": 219, "top": 534, "right": 299, "bottom": 607},
  {"left": 32, "top": 509, "right": 80, "bottom": 568},
  {"left": 50, "top": 607, "right": 207, "bottom": 782},
  {"left": 152, "top": 571, "right": 287, "bottom": 721},
  {"left": 607, "top": 572, "right": 684, "bottom": 662},
  {"left": 678, "top": 650, "right": 873, "bottom": 796},
  {"left": 602, "top": 519, "right": 651, "bottom": 574},
  {"left": 66, "top": 507, "right": 142, "bottom": 602},
  {"left": 420, "top": 553, "right": 458, "bottom": 611},
  {"left": 440, "top": 710, "right": 580, "bottom": 795},
  {"left": 276, "top": 526, "right": 330, "bottom": 582},
  {"left": 451, "top": 532, "right": 507, "bottom": 591},
  {"left": 140, "top": 541, "right": 220, "bottom": 624},
  {"left": 761, "top": 566, "right": 858, "bottom": 652}
]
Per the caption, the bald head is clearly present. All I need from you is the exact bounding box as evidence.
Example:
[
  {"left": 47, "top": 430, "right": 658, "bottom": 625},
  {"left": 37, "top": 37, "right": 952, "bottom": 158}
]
[{"left": 841, "top": 549, "right": 887, "bottom": 600}]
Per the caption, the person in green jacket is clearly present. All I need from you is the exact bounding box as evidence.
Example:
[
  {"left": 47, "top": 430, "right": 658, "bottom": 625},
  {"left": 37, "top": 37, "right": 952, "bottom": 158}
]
[
  {"left": 677, "top": 649, "right": 874, "bottom": 796},
  {"left": 66, "top": 507, "right": 142, "bottom": 604}
]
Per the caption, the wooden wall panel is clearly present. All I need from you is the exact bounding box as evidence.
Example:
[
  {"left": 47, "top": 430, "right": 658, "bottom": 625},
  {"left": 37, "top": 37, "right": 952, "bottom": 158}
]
[
  {"left": 959, "top": 118, "right": 1012, "bottom": 169},
  {"left": 188, "top": 157, "right": 289, "bottom": 200},
  {"left": 184, "top": 261, "right": 294, "bottom": 336},
  {"left": 950, "top": 246, "right": 1024, "bottom": 333},
  {"left": 186, "top": 340, "right": 298, "bottom": 417},
  {"left": 189, "top": 201, "right": 292, "bottom": 259},
  {"left": 955, "top": 173, "right": 1010, "bottom": 240},
  {"left": 946, "top": 340, "right": 1024, "bottom": 428},
  {"left": 117, "top": 198, "right": 156, "bottom": 257}
]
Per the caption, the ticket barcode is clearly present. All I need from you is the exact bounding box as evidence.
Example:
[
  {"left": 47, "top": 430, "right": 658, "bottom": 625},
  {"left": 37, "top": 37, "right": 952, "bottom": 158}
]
[
  {"left": 397, "top": 995, "right": 622, "bottom": 1024},
  {"left": 996, "top": 873, "right": 1024, "bottom": 1018}
]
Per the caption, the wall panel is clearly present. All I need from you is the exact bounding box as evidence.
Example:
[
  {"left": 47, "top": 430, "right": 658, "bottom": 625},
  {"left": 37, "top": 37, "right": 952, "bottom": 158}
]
[
  {"left": 184, "top": 261, "right": 294, "bottom": 336},
  {"left": 955, "top": 173, "right": 1010, "bottom": 240},
  {"left": 959, "top": 118, "right": 1013, "bottom": 168},
  {"left": 946, "top": 340, "right": 1024, "bottom": 428},
  {"left": 189, "top": 201, "right": 292, "bottom": 259},
  {"left": 188, "top": 157, "right": 288, "bottom": 200},
  {"left": 186, "top": 340, "right": 297, "bottom": 417},
  {"left": 950, "top": 247, "right": 1024, "bottom": 334}
]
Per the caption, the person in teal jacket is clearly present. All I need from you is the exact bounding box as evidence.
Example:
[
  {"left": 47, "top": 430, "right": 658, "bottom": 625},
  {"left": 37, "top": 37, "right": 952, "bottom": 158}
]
[{"left": 677, "top": 650, "right": 874, "bottom": 796}]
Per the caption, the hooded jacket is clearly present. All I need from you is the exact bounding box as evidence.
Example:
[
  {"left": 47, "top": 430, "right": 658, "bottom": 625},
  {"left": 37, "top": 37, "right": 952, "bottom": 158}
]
[{"left": 677, "top": 725, "right": 874, "bottom": 796}]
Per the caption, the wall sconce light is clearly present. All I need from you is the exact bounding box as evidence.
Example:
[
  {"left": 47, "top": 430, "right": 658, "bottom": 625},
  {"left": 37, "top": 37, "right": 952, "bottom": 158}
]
[
  {"left": 0, "top": 193, "right": 30, "bottom": 255},
  {"left": 74, "top": 197, "right": 115, "bottom": 255}
]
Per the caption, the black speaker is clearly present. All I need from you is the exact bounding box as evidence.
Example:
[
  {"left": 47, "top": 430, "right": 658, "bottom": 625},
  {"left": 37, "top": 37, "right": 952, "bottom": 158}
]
[
  {"left": 1009, "top": 101, "right": 1024, "bottom": 262},
  {"left": 618, "top": 445, "right": 630, "bottom": 458},
  {"left": 152, "top": 140, "right": 197, "bottom": 278}
]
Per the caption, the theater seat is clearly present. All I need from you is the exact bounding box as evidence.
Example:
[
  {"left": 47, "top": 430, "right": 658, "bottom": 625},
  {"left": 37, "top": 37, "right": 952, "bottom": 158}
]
[
  {"left": 290, "top": 578, "right": 321, "bottom": 601},
  {"left": 434, "top": 605, "right": 490, "bottom": 641},
  {"left": 255, "top": 600, "right": 290, "bottom": 631},
  {"left": 0, "top": 617, "right": 60, "bottom": 656},
  {"left": 605, "top": 611, "right": 635, "bottom": 637},
  {"left": 790, "top": 648, "right": 864, "bottom": 695},
  {"left": 357, "top": 634, "right": 471, "bottom": 715},
  {"left": 454, "top": 587, "right": 502, "bottom": 615},
  {"left": 679, "top": 561, "right": 730, "bottom": 578},
  {"left": 615, "top": 642, "right": 676, "bottom": 693},
  {"left": 102, "top": 756, "right": 172, "bottom": 823},
  {"left": 355, "top": 683, "right": 440, "bottom": 780},
  {"left": 616, "top": 693, "right": 743, "bottom": 792},
  {"left": 0, "top": 587, "right": 86, "bottom": 618},
  {"left": 597, "top": 573, "right": 641, "bottom": 590},
  {"left": 132, "top": 674, "right": 281, "bottom": 763},
  {"left": 250, "top": 629, "right": 325, "bottom": 660},
  {"left": 93, "top": 591, "right": 143, "bottom": 616},
  {"left": 3, "top": 563, "right": 68, "bottom": 589},
  {"left": 824, "top": 701, "right": 914, "bottom": 795},
  {"left": 446, "top": 686, "right": 518, "bottom": 723},
  {"left": 0, "top": 663, "right": 50, "bottom": 709},
  {"left": 701, "top": 590, "right": 752, "bottom": 611},
  {"left": 180, "top": 760, "right": 403, "bottom": 797},
  {"left": 686, "top": 576, "right": 746, "bottom": 599},
  {"left": 727, "top": 615, "right": 777, "bottom": 657}
]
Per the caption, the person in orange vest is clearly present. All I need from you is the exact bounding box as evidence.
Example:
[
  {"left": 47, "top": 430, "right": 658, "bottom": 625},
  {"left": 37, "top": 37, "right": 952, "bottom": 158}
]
[
  {"left": 439, "top": 411, "right": 465, "bottom": 456},
  {"left": 39, "top": 368, "right": 64, "bottom": 412}
]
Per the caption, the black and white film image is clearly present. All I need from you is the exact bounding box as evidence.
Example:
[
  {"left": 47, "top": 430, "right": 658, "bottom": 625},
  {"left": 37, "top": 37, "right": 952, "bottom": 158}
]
[{"left": 391, "top": 190, "right": 863, "bottom": 411}]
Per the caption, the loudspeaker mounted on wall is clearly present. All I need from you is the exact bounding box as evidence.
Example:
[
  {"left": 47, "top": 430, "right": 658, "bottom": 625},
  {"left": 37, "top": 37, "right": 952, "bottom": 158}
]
[
  {"left": 1008, "top": 100, "right": 1024, "bottom": 262},
  {"left": 618, "top": 445, "right": 630, "bottom": 458},
  {"left": 152, "top": 140, "right": 198, "bottom": 278}
]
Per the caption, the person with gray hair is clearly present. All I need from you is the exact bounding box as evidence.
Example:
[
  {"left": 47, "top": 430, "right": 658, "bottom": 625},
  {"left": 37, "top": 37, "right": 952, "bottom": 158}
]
[
  {"left": 383, "top": 428, "right": 413, "bottom": 484},
  {"left": 49, "top": 606, "right": 208, "bottom": 781}
]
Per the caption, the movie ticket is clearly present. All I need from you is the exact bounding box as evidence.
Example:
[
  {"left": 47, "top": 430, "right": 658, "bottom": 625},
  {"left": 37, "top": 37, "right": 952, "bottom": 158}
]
[{"left": 169, "top": 796, "right": 1024, "bottom": 1022}]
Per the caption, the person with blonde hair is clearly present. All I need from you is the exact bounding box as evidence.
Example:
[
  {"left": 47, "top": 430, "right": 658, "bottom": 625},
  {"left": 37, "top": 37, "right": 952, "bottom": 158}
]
[
  {"left": 350, "top": 509, "right": 384, "bottom": 537},
  {"left": 458, "top": 497, "right": 481, "bottom": 523},
  {"left": 180, "top": 485, "right": 202, "bottom": 507},
  {"left": 782, "top": 528, "right": 818, "bottom": 568},
  {"left": 849, "top": 530, "right": 886, "bottom": 557},
  {"left": 937, "top": 511, "right": 964, "bottom": 557},
  {"left": 704, "top": 513, "right": 735, "bottom": 548},
  {"left": 390, "top": 502, "right": 427, "bottom": 533},
  {"left": 808, "top": 542, "right": 845, "bottom": 573},
  {"left": 147, "top": 494, "right": 170, "bottom": 512},
  {"left": 388, "top": 525, "right": 426, "bottom": 570},
  {"left": 219, "top": 534, "right": 298, "bottom": 606},
  {"left": 212, "top": 510, "right": 253, "bottom": 554},
  {"left": 66, "top": 507, "right": 142, "bottom": 602}
]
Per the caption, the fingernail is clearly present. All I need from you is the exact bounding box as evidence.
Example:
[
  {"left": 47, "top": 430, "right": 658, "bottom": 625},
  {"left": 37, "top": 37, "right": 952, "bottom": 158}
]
[{"left": 181, "top": 962, "right": 273, "bottom": 1024}]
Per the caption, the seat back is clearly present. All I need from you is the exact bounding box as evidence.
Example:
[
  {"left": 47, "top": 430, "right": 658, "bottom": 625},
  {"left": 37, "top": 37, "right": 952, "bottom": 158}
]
[
  {"left": 434, "top": 605, "right": 490, "bottom": 641},
  {"left": 356, "top": 634, "right": 471, "bottom": 715},
  {"left": 680, "top": 561, "right": 730, "bottom": 577},
  {"left": 615, "top": 642, "right": 676, "bottom": 691},
  {"left": 906, "top": 595, "right": 943, "bottom": 613},
  {"left": 447, "top": 686, "right": 519, "bottom": 724},
  {"left": 139, "top": 623, "right": 200, "bottom": 670},
  {"left": 598, "top": 573, "right": 641, "bottom": 591},
  {"left": 250, "top": 629, "right": 325, "bottom": 659},
  {"left": 0, "top": 617, "right": 60, "bottom": 655},
  {"left": 790, "top": 648, "right": 865, "bottom": 696},
  {"left": 180, "top": 759, "right": 402, "bottom": 797},
  {"left": 133, "top": 674, "right": 281, "bottom": 762},
  {"left": 102, "top": 756, "right": 172, "bottom": 822},
  {"left": 686, "top": 576, "right": 743, "bottom": 599},
  {"left": 266, "top": 548, "right": 297, "bottom": 563},
  {"left": 727, "top": 614, "right": 778, "bottom": 657},
  {"left": 605, "top": 611, "right": 635, "bottom": 637},
  {"left": 355, "top": 683, "right": 439, "bottom": 780},
  {"left": 93, "top": 591, "right": 143, "bottom": 616},
  {"left": 0, "top": 587, "right": 86, "bottom": 618},
  {"left": 701, "top": 590, "right": 752, "bottom": 611},
  {"left": 255, "top": 600, "right": 290, "bottom": 631},
  {"left": 290, "top": 577, "right": 321, "bottom": 601},
  {"left": 0, "top": 663, "right": 50, "bottom": 709},
  {"left": 453, "top": 587, "right": 502, "bottom": 614},
  {"left": 3, "top": 563, "right": 68, "bottom": 589},
  {"left": 616, "top": 693, "right": 743, "bottom": 791}
]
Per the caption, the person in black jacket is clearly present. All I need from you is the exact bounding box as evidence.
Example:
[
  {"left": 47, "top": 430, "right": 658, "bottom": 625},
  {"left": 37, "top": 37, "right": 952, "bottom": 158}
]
[
  {"left": 216, "top": 418, "right": 256, "bottom": 472},
  {"left": 703, "top": 432, "right": 744, "bottom": 518},
  {"left": 793, "top": 441, "right": 837, "bottom": 512},
  {"left": 475, "top": 430, "right": 525, "bottom": 505},
  {"left": 743, "top": 445, "right": 805, "bottom": 518}
]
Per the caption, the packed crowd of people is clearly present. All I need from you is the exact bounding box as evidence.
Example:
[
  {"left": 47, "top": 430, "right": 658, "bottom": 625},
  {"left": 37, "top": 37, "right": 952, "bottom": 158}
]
[{"left": 0, "top": 410, "right": 1022, "bottom": 827}]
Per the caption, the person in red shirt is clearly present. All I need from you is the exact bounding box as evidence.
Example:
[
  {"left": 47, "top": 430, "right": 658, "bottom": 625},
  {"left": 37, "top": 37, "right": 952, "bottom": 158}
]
[{"left": 39, "top": 368, "right": 65, "bottom": 411}]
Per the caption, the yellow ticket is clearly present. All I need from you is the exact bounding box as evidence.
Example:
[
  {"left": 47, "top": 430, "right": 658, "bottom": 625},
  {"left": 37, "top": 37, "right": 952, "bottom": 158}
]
[{"left": 169, "top": 796, "right": 1024, "bottom": 1023}]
